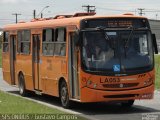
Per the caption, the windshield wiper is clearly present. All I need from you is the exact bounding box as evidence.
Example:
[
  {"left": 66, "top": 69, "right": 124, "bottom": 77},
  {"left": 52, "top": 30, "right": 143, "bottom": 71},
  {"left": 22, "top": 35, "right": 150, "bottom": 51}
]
[
  {"left": 124, "top": 27, "right": 149, "bottom": 49},
  {"left": 125, "top": 27, "right": 134, "bottom": 48},
  {"left": 124, "top": 27, "right": 134, "bottom": 57},
  {"left": 100, "top": 28, "right": 116, "bottom": 57},
  {"left": 95, "top": 26, "right": 116, "bottom": 57},
  {"left": 96, "top": 26, "right": 106, "bottom": 30},
  {"left": 103, "top": 30, "right": 116, "bottom": 58},
  {"left": 96, "top": 26, "right": 112, "bottom": 42}
]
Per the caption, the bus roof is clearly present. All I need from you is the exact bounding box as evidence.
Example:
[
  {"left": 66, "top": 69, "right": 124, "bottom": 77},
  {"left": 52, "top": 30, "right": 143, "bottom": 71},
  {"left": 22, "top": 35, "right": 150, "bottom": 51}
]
[{"left": 3, "top": 13, "right": 147, "bottom": 31}]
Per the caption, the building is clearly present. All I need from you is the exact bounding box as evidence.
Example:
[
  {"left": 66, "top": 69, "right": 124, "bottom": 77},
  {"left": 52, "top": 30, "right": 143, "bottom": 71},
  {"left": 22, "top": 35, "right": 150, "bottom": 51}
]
[{"left": 149, "top": 19, "right": 160, "bottom": 51}]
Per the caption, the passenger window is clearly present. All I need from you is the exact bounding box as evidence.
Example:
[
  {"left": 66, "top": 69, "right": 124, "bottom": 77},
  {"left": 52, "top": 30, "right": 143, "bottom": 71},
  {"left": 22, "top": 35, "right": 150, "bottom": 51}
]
[
  {"left": 42, "top": 29, "right": 54, "bottom": 56},
  {"left": 54, "top": 28, "right": 66, "bottom": 56},
  {"left": 3, "top": 32, "right": 9, "bottom": 52},
  {"left": 17, "top": 30, "right": 31, "bottom": 54}
]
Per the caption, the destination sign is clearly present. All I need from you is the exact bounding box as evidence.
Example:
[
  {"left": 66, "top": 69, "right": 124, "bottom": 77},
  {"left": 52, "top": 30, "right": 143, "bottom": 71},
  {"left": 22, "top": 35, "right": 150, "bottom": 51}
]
[
  {"left": 81, "top": 18, "right": 149, "bottom": 29},
  {"left": 107, "top": 20, "right": 132, "bottom": 27}
]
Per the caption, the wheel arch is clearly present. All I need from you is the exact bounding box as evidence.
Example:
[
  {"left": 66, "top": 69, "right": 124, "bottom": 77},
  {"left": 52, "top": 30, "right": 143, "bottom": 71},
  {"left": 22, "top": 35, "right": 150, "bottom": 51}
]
[
  {"left": 58, "top": 77, "right": 68, "bottom": 97},
  {"left": 18, "top": 71, "right": 24, "bottom": 85}
]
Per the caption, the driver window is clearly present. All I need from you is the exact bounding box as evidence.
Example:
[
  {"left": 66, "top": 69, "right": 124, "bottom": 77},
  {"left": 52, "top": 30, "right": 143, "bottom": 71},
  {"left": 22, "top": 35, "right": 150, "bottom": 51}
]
[{"left": 139, "top": 35, "right": 148, "bottom": 55}]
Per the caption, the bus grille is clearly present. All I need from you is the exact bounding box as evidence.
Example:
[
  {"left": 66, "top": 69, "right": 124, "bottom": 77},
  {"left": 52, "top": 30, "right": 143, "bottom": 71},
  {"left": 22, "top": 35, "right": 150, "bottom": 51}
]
[
  {"left": 103, "top": 94, "right": 139, "bottom": 98},
  {"left": 103, "top": 83, "right": 139, "bottom": 88}
]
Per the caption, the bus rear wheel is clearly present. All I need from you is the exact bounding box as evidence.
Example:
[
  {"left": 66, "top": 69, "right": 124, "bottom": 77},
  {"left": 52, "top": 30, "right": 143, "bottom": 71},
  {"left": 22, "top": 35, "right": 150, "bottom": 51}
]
[
  {"left": 121, "top": 100, "right": 134, "bottom": 107},
  {"left": 18, "top": 73, "right": 27, "bottom": 96},
  {"left": 60, "top": 81, "right": 70, "bottom": 108}
]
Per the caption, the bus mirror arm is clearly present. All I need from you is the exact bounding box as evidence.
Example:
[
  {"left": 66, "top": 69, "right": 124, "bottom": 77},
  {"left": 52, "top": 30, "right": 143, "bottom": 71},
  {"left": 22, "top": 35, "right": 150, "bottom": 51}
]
[{"left": 152, "top": 34, "right": 158, "bottom": 54}]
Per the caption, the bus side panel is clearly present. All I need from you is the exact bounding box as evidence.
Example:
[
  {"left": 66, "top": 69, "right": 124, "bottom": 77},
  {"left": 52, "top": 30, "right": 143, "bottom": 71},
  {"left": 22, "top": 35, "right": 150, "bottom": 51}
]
[
  {"left": 2, "top": 53, "right": 11, "bottom": 84},
  {"left": 53, "top": 57, "right": 67, "bottom": 96},
  {"left": 40, "top": 57, "right": 59, "bottom": 96},
  {"left": 16, "top": 55, "right": 33, "bottom": 91},
  {"left": 40, "top": 56, "right": 67, "bottom": 97}
]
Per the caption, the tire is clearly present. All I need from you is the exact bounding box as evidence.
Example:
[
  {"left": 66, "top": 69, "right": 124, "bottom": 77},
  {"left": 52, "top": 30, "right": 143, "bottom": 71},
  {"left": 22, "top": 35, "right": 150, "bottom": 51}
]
[
  {"left": 18, "top": 73, "right": 27, "bottom": 97},
  {"left": 121, "top": 100, "right": 134, "bottom": 107},
  {"left": 60, "top": 81, "right": 70, "bottom": 108}
]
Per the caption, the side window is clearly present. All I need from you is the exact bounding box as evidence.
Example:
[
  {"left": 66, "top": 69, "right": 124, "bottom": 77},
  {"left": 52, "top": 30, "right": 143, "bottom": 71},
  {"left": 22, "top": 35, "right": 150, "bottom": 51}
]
[
  {"left": 17, "top": 30, "right": 30, "bottom": 54},
  {"left": 42, "top": 29, "right": 54, "bottom": 56},
  {"left": 3, "top": 32, "right": 9, "bottom": 52},
  {"left": 54, "top": 28, "right": 66, "bottom": 56}
]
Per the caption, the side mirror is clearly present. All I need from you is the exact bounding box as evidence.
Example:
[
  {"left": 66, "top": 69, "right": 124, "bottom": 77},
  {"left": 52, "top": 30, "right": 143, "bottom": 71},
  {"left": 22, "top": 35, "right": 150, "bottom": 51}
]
[{"left": 152, "top": 34, "right": 158, "bottom": 54}]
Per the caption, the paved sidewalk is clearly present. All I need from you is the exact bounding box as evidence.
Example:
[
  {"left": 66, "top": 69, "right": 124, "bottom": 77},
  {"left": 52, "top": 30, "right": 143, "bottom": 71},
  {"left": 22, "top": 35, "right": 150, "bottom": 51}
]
[{"left": 0, "top": 68, "right": 18, "bottom": 92}]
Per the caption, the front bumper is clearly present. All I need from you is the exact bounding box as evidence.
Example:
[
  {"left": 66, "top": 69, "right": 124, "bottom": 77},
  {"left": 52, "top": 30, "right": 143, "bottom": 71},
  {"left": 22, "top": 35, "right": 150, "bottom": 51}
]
[{"left": 80, "top": 84, "right": 154, "bottom": 102}]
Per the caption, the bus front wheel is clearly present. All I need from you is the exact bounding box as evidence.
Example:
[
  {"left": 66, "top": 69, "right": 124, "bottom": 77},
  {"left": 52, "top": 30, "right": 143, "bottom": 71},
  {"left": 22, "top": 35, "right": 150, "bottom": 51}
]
[
  {"left": 18, "top": 73, "right": 27, "bottom": 96},
  {"left": 60, "top": 81, "right": 70, "bottom": 108},
  {"left": 121, "top": 100, "right": 134, "bottom": 107}
]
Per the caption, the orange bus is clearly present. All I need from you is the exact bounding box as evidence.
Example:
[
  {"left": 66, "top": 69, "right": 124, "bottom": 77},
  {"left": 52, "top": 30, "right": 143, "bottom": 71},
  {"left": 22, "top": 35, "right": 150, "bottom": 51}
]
[{"left": 2, "top": 13, "right": 158, "bottom": 108}]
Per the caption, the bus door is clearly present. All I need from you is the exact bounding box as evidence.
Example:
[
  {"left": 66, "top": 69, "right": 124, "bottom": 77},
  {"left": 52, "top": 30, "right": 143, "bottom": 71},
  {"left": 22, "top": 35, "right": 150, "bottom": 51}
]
[
  {"left": 10, "top": 35, "right": 16, "bottom": 85},
  {"left": 68, "top": 32, "right": 80, "bottom": 99},
  {"left": 32, "top": 34, "right": 40, "bottom": 90}
]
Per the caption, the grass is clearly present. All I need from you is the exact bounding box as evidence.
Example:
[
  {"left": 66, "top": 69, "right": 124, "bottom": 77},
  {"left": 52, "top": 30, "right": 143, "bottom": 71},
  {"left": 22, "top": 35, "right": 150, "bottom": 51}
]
[
  {"left": 0, "top": 48, "right": 1, "bottom": 67},
  {"left": 0, "top": 91, "right": 86, "bottom": 120},
  {"left": 154, "top": 55, "right": 160, "bottom": 90},
  {"left": 0, "top": 91, "right": 62, "bottom": 114}
]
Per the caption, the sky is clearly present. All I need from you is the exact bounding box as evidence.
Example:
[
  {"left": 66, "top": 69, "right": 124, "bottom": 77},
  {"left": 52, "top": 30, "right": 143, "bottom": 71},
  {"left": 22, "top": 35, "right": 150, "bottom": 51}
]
[{"left": 0, "top": 0, "right": 160, "bottom": 28}]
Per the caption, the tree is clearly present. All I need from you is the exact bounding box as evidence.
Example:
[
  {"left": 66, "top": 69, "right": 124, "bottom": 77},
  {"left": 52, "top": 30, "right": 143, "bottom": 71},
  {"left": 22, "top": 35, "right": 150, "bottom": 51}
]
[{"left": 0, "top": 32, "right": 2, "bottom": 49}]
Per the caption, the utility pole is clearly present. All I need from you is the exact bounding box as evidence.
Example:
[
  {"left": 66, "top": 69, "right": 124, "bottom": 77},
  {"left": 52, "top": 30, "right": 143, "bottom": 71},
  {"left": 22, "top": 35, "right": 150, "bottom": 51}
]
[
  {"left": 33, "top": 10, "right": 36, "bottom": 19},
  {"left": 37, "top": 6, "right": 49, "bottom": 18},
  {"left": 138, "top": 8, "right": 145, "bottom": 16},
  {"left": 82, "top": 5, "right": 96, "bottom": 13},
  {"left": 12, "top": 13, "right": 21, "bottom": 23},
  {"left": 156, "top": 14, "right": 158, "bottom": 20}
]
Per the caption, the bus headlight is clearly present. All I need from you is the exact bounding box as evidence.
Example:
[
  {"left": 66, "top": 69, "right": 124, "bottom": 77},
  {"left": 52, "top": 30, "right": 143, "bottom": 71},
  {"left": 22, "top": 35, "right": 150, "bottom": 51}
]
[
  {"left": 144, "top": 78, "right": 153, "bottom": 86},
  {"left": 87, "top": 80, "right": 92, "bottom": 86},
  {"left": 86, "top": 80, "right": 98, "bottom": 88},
  {"left": 93, "top": 84, "right": 97, "bottom": 88}
]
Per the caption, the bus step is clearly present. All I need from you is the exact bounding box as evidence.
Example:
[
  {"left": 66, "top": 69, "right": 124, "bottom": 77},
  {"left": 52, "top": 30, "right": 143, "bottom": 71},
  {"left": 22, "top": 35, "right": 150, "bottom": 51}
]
[
  {"left": 70, "top": 98, "right": 80, "bottom": 102},
  {"left": 11, "top": 85, "right": 18, "bottom": 88},
  {"left": 34, "top": 90, "right": 42, "bottom": 95}
]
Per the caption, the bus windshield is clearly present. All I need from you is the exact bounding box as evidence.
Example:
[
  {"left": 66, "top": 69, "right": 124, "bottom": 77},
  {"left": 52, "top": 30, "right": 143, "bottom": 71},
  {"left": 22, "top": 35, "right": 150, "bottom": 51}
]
[{"left": 82, "top": 30, "right": 153, "bottom": 75}]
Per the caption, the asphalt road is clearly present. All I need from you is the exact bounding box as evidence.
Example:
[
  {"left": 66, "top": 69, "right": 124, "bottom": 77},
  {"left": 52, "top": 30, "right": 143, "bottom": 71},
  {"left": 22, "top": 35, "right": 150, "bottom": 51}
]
[{"left": 0, "top": 69, "right": 160, "bottom": 120}]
